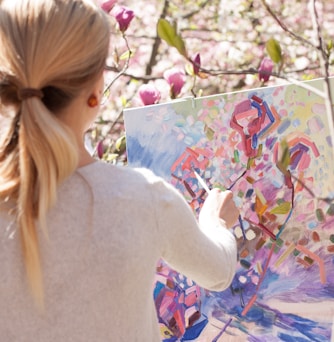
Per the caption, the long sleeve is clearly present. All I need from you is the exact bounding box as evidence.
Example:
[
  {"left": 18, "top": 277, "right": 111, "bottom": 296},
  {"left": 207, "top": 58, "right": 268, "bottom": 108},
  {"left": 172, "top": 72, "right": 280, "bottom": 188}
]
[{"left": 150, "top": 174, "right": 237, "bottom": 292}]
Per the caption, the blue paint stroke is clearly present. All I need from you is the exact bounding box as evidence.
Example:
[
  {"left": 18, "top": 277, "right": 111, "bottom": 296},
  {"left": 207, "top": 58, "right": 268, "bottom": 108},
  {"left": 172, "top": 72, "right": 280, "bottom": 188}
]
[{"left": 181, "top": 318, "right": 208, "bottom": 341}]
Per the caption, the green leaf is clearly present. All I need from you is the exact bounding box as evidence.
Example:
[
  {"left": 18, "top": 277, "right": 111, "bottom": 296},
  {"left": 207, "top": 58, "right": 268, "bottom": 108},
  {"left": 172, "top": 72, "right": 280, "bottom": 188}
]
[
  {"left": 119, "top": 49, "right": 133, "bottom": 61},
  {"left": 270, "top": 201, "right": 291, "bottom": 215},
  {"left": 327, "top": 39, "right": 333, "bottom": 53},
  {"left": 266, "top": 38, "right": 282, "bottom": 64},
  {"left": 106, "top": 153, "right": 119, "bottom": 162},
  {"left": 157, "top": 19, "right": 175, "bottom": 46},
  {"left": 120, "top": 95, "right": 127, "bottom": 107},
  {"left": 279, "top": 139, "right": 290, "bottom": 171},
  {"left": 204, "top": 125, "right": 214, "bottom": 140},
  {"left": 173, "top": 35, "right": 187, "bottom": 57},
  {"left": 115, "top": 135, "right": 126, "bottom": 153},
  {"left": 157, "top": 18, "right": 187, "bottom": 57}
]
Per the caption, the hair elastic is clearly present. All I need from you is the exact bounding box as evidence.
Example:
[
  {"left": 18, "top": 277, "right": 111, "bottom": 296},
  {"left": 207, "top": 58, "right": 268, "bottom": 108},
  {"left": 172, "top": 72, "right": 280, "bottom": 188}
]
[{"left": 18, "top": 88, "right": 44, "bottom": 101}]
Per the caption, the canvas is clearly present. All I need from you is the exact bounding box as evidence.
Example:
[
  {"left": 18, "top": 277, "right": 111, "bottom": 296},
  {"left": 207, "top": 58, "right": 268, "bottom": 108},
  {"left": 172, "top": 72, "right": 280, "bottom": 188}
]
[{"left": 124, "top": 78, "right": 334, "bottom": 341}]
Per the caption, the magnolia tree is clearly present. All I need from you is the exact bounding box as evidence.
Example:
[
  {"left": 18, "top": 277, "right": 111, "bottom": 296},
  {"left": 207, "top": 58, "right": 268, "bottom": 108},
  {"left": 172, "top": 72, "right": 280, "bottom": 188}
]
[{"left": 91, "top": 0, "right": 334, "bottom": 164}]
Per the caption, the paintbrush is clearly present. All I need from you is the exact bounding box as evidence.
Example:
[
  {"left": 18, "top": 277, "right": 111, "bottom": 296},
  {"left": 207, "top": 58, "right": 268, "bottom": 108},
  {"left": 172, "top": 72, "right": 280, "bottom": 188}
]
[
  {"left": 194, "top": 169, "right": 246, "bottom": 240},
  {"left": 193, "top": 169, "right": 211, "bottom": 193}
]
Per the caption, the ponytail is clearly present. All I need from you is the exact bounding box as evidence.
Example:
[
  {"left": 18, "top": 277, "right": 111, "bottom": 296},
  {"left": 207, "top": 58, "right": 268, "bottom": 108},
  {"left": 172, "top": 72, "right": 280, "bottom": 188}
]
[{"left": 17, "top": 97, "right": 78, "bottom": 307}]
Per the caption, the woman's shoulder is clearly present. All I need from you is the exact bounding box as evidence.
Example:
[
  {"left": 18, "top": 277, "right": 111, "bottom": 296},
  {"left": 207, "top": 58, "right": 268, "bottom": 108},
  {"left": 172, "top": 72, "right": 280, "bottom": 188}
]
[
  {"left": 75, "top": 160, "right": 165, "bottom": 191},
  {"left": 72, "top": 160, "right": 181, "bottom": 211}
]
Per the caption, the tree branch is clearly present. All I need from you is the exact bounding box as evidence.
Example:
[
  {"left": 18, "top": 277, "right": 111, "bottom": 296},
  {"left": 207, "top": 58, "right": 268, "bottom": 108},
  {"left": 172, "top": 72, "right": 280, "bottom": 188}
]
[
  {"left": 197, "top": 66, "right": 327, "bottom": 98},
  {"left": 181, "top": 0, "right": 211, "bottom": 20},
  {"left": 103, "top": 34, "right": 132, "bottom": 95},
  {"left": 261, "top": 0, "right": 316, "bottom": 49},
  {"left": 309, "top": 0, "right": 334, "bottom": 154},
  {"left": 144, "top": 0, "right": 170, "bottom": 79}
]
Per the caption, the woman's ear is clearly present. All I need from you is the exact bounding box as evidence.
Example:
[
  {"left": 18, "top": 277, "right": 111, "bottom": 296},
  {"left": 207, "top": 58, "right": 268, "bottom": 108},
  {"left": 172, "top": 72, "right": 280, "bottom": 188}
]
[{"left": 94, "top": 72, "right": 105, "bottom": 98}]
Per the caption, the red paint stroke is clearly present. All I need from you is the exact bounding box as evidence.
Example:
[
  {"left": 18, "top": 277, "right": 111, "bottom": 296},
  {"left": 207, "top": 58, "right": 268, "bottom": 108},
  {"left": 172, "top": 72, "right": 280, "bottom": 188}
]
[
  {"left": 242, "top": 241, "right": 277, "bottom": 316},
  {"left": 171, "top": 173, "right": 182, "bottom": 182},
  {"left": 183, "top": 180, "right": 196, "bottom": 198},
  {"left": 258, "top": 223, "right": 277, "bottom": 240},
  {"left": 234, "top": 108, "right": 258, "bottom": 120},
  {"left": 256, "top": 241, "right": 277, "bottom": 291},
  {"left": 312, "top": 231, "right": 320, "bottom": 242},
  {"left": 171, "top": 147, "right": 210, "bottom": 173},
  {"left": 295, "top": 244, "right": 326, "bottom": 284},
  {"left": 241, "top": 294, "right": 257, "bottom": 316},
  {"left": 230, "top": 96, "right": 279, "bottom": 158},
  {"left": 230, "top": 99, "right": 261, "bottom": 158},
  {"left": 246, "top": 218, "right": 277, "bottom": 240},
  {"left": 273, "top": 133, "right": 319, "bottom": 175},
  {"left": 284, "top": 170, "right": 293, "bottom": 189},
  {"left": 194, "top": 147, "right": 215, "bottom": 159},
  {"left": 288, "top": 134, "right": 320, "bottom": 158},
  {"left": 184, "top": 289, "right": 198, "bottom": 307},
  {"left": 171, "top": 148, "right": 198, "bottom": 172},
  {"left": 251, "top": 95, "right": 263, "bottom": 104}
]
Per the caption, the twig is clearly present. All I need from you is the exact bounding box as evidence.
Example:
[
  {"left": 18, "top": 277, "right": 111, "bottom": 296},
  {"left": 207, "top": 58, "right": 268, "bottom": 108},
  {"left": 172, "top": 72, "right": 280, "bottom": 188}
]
[
  {"left": 114, "top": 73, "right": 161, "bottom": 82},
  {"left": 182, "top": 0, "right": 211, "bottom": 20},
  {"left": 261, "top": 0, "right": 316, "bottom": 49},
  {"left": 309, "top": 0, "right": 334, "bottom": 158},
  {"left": 197, "top": 66, "right": 327, "bottom": 98},
  {"left": 260, "top": 0, "right": 333, "bottom": 122},
  {"left": 103, "top": 33, "right": 132, "bottom": 95},
  {"left": 105, "top": 63, "right": 320, "bottom": 85}
]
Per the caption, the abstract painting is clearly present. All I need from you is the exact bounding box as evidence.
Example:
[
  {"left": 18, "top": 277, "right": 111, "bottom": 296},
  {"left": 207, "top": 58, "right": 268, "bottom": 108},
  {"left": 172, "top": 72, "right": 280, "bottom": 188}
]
[{"left": 124, "top": 78, "right": 334, "bottom": 341}]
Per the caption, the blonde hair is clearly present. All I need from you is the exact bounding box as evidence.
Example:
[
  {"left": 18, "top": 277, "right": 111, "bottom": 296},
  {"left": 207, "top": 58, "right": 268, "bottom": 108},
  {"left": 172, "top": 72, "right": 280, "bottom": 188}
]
[{"left": 0, "top": 0, "right": 110, "bottom": 307}]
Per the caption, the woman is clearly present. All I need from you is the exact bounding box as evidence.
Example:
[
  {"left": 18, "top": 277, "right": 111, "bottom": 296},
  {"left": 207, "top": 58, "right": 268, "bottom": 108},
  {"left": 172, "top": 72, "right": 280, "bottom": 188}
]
[{"left": 0, "top": 0, "right": 239, "bottom": 340}]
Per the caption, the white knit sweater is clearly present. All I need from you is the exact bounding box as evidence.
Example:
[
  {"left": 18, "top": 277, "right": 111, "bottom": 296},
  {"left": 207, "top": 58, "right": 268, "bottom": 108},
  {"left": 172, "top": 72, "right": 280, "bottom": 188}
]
[{"left": 0, "top": 161, "right": 237, "bottom": 341}]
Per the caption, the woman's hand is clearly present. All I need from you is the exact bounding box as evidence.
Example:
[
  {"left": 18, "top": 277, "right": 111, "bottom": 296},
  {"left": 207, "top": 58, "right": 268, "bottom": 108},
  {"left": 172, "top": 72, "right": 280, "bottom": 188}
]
[{"left": 199, "top": 188, "right": 239, "bottom": 229}]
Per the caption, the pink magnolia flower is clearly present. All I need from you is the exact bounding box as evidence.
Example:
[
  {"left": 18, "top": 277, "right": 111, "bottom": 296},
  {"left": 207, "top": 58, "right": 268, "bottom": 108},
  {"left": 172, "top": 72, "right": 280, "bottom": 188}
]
[
  {"left": 100, "top": 0, "right": 117, "bottom": 13},
  {"left": 113, "top": 6, "right": 135, "bottom": 33},
  {"left": 138, "top": 84, "right": 161, "bottom": 106},
  {"left": 191, "top": 53, "right": 201, "bottom": 75},
  {"left": 163, "top": 68, "right": 186, "bottom": 99},
  {"left": 258, "top": 57, "right": 274, "bottom": 82}
]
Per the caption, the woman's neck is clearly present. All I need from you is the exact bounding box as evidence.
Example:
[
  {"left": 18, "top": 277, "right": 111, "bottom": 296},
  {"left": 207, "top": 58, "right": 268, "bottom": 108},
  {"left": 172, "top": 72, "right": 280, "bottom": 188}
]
[{"left": 77, "top": 144, "right": 96, "bottom": 168}]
